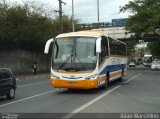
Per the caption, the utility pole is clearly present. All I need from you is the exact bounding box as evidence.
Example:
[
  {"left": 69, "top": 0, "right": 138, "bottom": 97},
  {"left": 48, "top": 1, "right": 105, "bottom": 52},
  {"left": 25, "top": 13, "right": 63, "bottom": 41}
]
[
  {"left": 58, "top": 0, "right": 66, "bottom": 33},
  {"left": 72, "top": 0, "right": 75, "bottom": 32}
]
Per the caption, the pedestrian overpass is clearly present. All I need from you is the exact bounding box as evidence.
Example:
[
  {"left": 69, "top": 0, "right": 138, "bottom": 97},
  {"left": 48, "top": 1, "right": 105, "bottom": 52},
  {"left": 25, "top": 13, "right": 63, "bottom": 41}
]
[
  {"left": 90, "top": 27, "right": 135, "bottom": 52},
  {"left": 91, "top": 27, "right": 133, "bottom": 40},
  {"left": 78, "top": 23, "right": 160, "bottom": 59}
]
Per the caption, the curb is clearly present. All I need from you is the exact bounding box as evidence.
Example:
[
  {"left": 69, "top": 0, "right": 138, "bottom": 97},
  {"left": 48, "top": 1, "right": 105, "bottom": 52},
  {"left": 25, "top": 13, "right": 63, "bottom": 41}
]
[{"left": 16, "top": 74, "right": 50, "bottom": 81}]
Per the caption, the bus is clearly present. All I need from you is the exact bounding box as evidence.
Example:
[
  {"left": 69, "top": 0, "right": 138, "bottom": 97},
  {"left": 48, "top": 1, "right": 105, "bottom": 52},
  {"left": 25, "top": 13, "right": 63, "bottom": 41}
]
[
  {"left": 143, "top": 54, "right": 153, "bottom": 67},
  {"left": 44, "top": 31, "right": 128, "bottom": 89}
]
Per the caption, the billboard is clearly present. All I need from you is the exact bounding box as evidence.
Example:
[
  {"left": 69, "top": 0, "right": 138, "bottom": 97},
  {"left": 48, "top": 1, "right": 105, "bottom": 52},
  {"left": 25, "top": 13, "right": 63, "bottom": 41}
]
[
  {"left": 112, "top": 18, "right": 128, "bottom": 27},
  {"left": 78, "top": 18, "right": 128, "bottom": 30}
]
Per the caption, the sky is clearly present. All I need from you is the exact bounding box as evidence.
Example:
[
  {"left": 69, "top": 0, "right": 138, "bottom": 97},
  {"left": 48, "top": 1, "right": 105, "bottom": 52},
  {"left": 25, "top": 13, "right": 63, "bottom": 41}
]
[{"left": 7, "top": 0, "right": 133, "bottom": 23}]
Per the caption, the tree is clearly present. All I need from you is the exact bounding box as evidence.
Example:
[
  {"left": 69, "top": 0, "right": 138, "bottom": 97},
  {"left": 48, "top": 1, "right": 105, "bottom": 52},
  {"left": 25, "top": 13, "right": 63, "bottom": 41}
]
[
  {"left": 120, "top": 0, "right": 160, "bottom": 56},
  {"left": 148, "top": 42, "right": 160, "bottom": 56},
  {"left": 0, "top": 1, "right": 79, "bottom": 51},
  {"left": 120, "top": 0, "right": 160, "bottom": 36},
  {"left": 0, "top": 1, "right": 54, "bottom": 50}
]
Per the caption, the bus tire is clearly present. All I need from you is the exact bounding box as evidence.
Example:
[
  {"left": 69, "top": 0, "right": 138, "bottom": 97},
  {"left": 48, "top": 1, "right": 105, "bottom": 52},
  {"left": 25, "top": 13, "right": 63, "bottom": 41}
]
[
  {"left": 119, "top": 69, "right": 124, "bottom": 82},
  {"left": 100, "top": 72, "right": 109, "bottom": 90}
]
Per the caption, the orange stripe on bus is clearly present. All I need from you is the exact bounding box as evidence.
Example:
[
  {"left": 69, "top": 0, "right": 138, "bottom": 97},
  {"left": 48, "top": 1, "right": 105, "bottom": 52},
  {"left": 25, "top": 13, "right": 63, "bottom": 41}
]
[
  {"left": 50, "top": 78, "right": 98, "bottom": 89},
  {"left": 110, "top": 71, "right": 122, "bottom": 78}
]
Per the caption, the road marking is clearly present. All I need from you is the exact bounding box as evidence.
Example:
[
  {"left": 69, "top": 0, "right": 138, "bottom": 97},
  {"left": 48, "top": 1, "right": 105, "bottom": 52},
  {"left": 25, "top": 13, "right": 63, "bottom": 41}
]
[
  {"left": 0, "top": 89, "right": 60, "bottom": 108},
  {"left": 17, "top": 81, "right": 50, "bottom": 88},
  {"left": 63, "top": 86, "right": 120, "bottom": 119},
  {"left": 63, "top": 73, "right": 142, "bottom": 119},
  {"left": 124, "top": 73, "right": 142, "bottom": 83},
  {"left": 125, "top": 72, "right": 137, "bottom": 76},
  {"left": 144, "top": 70, "right": 148, "bottom": 72}
]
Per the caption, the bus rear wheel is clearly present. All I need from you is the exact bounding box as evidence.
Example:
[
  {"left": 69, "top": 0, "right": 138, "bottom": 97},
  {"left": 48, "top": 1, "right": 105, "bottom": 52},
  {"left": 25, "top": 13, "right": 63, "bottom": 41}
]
[{"left": 119, "top": 69, "right": 124, "bottom": 82}]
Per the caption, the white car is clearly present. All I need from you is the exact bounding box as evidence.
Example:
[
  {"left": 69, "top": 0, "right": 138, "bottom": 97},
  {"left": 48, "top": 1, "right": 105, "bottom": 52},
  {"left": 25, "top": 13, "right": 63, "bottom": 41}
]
[
  {"left": 151, "top": 61, "right": 160, "bottom": 70},
  {"left": 129, "top": 62, "right": 136, "bottom": 67}
]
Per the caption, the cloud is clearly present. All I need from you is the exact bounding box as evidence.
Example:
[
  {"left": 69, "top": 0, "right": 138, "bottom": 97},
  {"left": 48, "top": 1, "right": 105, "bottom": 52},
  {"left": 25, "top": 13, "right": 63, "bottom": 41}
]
[
  {"left": 63, "top": 0, "right": 133, "bottom": 23},
  {"left": 7, "top": 0, "right": 133, "bottom": 23}
]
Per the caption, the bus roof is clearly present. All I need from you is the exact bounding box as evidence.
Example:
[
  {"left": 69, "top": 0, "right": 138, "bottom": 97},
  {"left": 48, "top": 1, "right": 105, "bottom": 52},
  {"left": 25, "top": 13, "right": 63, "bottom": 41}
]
[
  {"left": 55, "top": 30, "right": 126, "bottom": 45},
  {"left": 56, "top": 30, "right": 104, "bottom": 38}
]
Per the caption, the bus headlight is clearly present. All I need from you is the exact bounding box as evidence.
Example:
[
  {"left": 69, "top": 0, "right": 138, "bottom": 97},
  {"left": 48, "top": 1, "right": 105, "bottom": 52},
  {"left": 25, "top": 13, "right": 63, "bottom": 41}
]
[
  {"left": 51, "top": 73, "right": 60, "bottom": 79},
  {"left": 85, "top": 74, "right": 97, "bottom": 80}
]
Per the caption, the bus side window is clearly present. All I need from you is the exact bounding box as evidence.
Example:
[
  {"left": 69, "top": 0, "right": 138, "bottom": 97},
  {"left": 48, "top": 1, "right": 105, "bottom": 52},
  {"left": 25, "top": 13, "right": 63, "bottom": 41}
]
[
  {"left": 99, "top": 36, "right": 108, "bottom": 64},
  {"left": 108, "top": 37, "right": 126, "bottom": 56}
]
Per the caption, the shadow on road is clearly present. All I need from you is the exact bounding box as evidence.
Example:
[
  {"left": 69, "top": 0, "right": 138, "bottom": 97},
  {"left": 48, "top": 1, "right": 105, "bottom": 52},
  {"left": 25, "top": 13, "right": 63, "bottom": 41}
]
[
  {"left": 57, "top": 89, "right": 102, "bottom": 95},
  {"left": 0, "top": 96, "right": 12, "bottom": 104},
  {"left": 55, "top": 80, "right": 123, "bottom": 95}
]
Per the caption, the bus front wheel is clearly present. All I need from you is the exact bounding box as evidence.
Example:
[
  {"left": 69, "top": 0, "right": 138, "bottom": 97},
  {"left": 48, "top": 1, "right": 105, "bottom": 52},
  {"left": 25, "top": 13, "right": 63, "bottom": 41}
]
[{"left": 100, "top": 72, "right": 109, "bottom": 90}]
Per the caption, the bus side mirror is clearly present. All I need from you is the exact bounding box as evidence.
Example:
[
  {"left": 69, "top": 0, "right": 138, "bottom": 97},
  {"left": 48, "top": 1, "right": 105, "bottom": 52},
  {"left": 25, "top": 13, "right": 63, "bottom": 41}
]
[
  {"left": 44, "top": 38, "right": 54, "bottom": 54},
  {"left": 96, "top": 37, "right": 101, "bottom": 53}
]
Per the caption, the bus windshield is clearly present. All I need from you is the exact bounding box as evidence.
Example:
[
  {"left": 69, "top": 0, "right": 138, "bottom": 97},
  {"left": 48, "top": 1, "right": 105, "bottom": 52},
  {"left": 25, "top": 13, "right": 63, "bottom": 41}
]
[
  {"left": 143, "top": 56, "right": 152, "bottom": 63},
  {"left": 52, "top": 37, "right": 97, "bottom": 71}
]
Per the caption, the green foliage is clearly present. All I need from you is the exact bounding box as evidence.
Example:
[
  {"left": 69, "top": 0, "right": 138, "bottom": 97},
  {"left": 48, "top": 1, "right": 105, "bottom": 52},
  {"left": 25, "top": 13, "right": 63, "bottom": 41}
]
[
  {"left": 0, "top": 0, "right": 78, "bottom": 51},
  {"left": 148, "top": 42, "right": 160, "bottom": 56},
  {"left": 120, "top": 0, "right": 160, "bottom": 36},
  {"left": 120, "top": 0, "right": 160, "bottom": 56}
]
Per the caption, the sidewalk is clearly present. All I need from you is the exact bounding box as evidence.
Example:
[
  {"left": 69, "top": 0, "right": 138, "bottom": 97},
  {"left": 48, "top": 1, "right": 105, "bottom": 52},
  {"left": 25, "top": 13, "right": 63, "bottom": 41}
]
[{"left": 15, "top": 72, "right": 50, "bottom": 81}]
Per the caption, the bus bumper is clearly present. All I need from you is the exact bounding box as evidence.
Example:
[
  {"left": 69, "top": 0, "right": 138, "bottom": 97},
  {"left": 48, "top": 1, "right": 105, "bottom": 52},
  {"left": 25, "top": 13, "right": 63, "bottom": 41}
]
[{"left": 50, "top": 78, "right": 98, "bottom": 89}]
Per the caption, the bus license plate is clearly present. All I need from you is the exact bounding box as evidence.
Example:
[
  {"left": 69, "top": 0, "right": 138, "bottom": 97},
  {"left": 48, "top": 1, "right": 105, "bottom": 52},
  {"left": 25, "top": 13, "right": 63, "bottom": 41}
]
[{"left": 68, "top": 82, "right": 76, "bottom": 86}]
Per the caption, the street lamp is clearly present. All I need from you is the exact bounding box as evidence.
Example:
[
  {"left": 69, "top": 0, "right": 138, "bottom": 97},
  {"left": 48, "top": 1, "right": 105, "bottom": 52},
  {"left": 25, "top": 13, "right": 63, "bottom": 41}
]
[
  {"left": 72, "top": 0, "right": 75, "bottom": 32},
  {"left": 97, "top": 0, "right": 99, "bottom": 23}
]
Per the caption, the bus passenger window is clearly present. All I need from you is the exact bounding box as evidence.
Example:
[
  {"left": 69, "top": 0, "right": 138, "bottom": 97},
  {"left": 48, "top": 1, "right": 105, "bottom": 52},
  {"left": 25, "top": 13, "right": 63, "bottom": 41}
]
[{"left": 108, "top": 37, "right": 126, "bottom": 56}]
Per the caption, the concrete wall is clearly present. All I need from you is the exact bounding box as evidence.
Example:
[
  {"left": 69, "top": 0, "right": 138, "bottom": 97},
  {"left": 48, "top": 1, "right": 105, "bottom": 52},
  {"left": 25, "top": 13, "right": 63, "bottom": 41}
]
[{"left": 0, "top": 50, "right": 51, "bottom": 74}]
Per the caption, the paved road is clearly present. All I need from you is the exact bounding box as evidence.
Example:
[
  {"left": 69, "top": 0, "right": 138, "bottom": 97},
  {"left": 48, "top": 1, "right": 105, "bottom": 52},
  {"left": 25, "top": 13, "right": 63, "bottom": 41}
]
[{"left": 0, "top": 69, "right": 160, "bottom": 118}]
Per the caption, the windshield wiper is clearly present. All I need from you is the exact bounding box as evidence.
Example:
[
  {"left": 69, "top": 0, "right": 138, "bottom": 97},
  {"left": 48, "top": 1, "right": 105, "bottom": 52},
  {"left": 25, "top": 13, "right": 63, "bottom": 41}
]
[
  {"left": 58, "top": 42, "right": 76, "bottom": 70},
  {"left": 64, "top": 68, "right": 79, "bottom": 72},
  {"left": 58, "top": 55, "right": 71, "bottom": 70}
]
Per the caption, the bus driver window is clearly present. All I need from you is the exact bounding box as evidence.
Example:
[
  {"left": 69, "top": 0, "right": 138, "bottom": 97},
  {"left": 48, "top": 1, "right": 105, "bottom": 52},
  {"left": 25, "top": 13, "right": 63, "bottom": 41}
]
[{"left": 99, "top": 36, "right": 109, "bottom": 64}]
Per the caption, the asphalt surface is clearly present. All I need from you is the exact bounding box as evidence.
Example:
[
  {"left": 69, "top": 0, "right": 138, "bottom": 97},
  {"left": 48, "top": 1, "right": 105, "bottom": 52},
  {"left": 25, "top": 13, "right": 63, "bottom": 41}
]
[{"left": 0, "top": 68, "right": 160, "bottom": 118}]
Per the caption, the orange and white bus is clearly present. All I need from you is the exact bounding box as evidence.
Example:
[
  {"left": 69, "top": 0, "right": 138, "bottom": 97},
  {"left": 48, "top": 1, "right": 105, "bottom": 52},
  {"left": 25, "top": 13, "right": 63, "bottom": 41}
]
[
  {"left": 44, "top": 30, "right": 128, "bottom": 89},
  {"left": 143, "top": 54, "right": 153, "bottom": 67}
]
